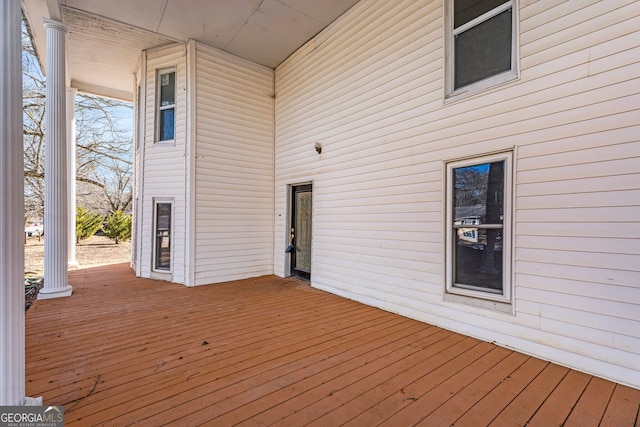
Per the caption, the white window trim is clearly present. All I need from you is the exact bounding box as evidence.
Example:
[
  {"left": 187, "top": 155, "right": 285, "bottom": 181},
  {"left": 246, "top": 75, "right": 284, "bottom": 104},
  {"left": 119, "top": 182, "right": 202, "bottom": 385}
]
[
  {"left": 155, "top": 67, "right": 176, "bottom": 144},
  {"left": 445, "top": 151, "right": 513, "bottom": 305},
  {"left": 444, "top": 0, "right": 519, "bottom": 101},
  {"left": 152, "top": 198, "right": 174, "bottom": 274}
]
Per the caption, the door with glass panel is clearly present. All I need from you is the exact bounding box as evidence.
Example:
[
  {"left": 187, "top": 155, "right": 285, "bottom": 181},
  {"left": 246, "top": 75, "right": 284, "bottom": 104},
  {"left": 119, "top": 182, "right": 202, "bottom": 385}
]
[{"left": 290, "top": 184, "right": 312, "bottom": 280}]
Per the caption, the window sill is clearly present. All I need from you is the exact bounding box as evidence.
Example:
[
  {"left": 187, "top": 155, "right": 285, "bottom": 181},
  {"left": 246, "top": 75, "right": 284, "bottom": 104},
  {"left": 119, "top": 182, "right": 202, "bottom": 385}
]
[
  {"left": 444, "top": 290, "right": 513, "bottom": 314},
  {"left": 445, "top": 70, "right": 518, "bottom": 104},
  {"left": 151, "top": 269, "right": 172, "bottom": 281},
  {"left": 154, "top": 139, "right": 175, "bottom": 146}
]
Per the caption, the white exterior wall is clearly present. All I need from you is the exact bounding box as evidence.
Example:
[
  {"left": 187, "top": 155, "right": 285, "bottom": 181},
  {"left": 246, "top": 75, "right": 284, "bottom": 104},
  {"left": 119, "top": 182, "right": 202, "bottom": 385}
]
[
  {"left": 194, "top": 42, "right": 275, "bottom": 284},
  {"left": 274, "top": 0, "right": 640, "bottom": 388},
  {"left": 140, "top": 44, "right": 189, "bottom": 284}
]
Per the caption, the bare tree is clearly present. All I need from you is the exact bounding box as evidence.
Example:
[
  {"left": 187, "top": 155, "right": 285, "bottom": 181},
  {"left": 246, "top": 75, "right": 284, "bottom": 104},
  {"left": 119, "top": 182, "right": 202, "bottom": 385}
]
[
  {"left": 453, "top": 167, "right": 487, "bottom": 210},
  {"left": 97, "top": 159, "right": 133, "bottom": 213},
  {"left": 74, "top": 91, "right": 133, "bottom": 215},
  {"left": 22, "top": 22, "right": 133, "bottom": 221},
  {"left": 22, "top": 26, "right": 46, "bottom": 220}
]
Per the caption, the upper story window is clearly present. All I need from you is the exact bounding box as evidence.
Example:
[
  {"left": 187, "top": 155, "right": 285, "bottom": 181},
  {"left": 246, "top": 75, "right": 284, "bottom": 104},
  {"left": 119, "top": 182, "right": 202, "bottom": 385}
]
[
  {"left": 156, "top": 68, "right": 175, "bottom": 142},
  {"left": 446, "top": 0, "right": 517, "bottom": 98}
]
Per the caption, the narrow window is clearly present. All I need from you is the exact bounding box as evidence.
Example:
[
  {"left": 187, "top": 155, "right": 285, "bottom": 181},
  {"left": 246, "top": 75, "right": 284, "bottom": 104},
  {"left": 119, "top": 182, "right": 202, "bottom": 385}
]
[
  {"left": 446, "top": 152, "right": 512, "bottom": 301},
  {"left": 447, "top": 0, "right": 517, "bottom": 96},
  {"left": 136, "top": 85, "right": 142, "bottom": 151},
  {"left": 154, "top": 202, "right": 172, "bottom": 271},
  {"left": 156, "top": 69, "right": 175, "bottom": 142}
]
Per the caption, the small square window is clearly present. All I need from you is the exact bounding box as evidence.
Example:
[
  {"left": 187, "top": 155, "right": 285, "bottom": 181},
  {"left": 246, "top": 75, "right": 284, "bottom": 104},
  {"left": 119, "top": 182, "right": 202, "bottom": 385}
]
[
  {"left": 156, "top": 69, "right": 175, "bottom": 142},
  {"left": 446, "top": 0, "right": 517, "bottom": 97},
  {"left": 446, "top": 152, "right": 512, "bottom": 302}
]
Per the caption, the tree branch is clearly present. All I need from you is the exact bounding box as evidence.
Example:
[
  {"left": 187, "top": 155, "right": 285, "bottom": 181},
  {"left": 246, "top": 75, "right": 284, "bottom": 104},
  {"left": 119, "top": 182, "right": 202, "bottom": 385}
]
[{"left": 24, "top": 171, "right": 106, "bottom": 188}]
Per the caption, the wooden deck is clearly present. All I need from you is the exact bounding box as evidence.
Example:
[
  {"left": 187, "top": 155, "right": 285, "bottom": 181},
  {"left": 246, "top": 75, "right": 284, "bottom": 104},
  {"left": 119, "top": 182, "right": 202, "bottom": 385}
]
[{"left": 26, "top": 263, "right": 639, "bottom": 426}]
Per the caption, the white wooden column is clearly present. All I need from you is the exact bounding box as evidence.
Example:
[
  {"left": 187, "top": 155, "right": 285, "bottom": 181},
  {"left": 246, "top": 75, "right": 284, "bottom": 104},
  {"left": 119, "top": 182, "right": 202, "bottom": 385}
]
[
  {"left": 39, "top": 19, "right": 73, "bottom": 299},
  {"left": 67, "top": 87, "right": 78, "bottom": 268},
  {"left": 0, "top": 0, "right": 26, "bottom": 405}
]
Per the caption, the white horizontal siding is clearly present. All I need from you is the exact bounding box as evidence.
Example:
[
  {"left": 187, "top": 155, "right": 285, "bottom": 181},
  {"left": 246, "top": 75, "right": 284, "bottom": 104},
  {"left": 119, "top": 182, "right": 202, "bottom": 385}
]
[
  {"left": 194, "top": 42, "right": 274, "bottom": 285},
  {"left": 274, "top": 0, "right": 640, "bottom": 388},
  {"left": 140, "top": 44, "right": 188, "bottom": 283}
]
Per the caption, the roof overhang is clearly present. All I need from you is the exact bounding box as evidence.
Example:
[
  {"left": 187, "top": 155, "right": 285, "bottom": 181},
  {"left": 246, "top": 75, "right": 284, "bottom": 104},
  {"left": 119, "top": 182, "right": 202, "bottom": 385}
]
[{"left": 22, "top": 0, "right": 360, "bottom": 101}]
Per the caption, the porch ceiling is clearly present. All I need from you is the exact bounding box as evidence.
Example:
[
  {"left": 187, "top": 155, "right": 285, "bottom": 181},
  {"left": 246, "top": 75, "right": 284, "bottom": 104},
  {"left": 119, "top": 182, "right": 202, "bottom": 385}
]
[{"left": 22, "top": 0, "right": 360, "bottom": 100}]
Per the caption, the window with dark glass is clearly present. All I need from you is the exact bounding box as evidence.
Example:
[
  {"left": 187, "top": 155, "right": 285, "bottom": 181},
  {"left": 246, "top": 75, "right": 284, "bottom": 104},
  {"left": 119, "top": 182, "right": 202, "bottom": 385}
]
[
  {"left": 157, "top": 70, "right": 175, "bottom": 141},
  {"left": 154, "top": 202, "right": 171, "bottom": 271},
  {"left": 450, "top": 0, "right": 515, "bottom": 92},
  {"left": 447, "top": 153, "right": 511, "bottom": 299}
]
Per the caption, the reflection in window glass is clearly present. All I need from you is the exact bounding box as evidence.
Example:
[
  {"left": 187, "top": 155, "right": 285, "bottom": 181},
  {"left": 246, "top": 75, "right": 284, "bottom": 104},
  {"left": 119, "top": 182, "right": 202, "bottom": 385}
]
[
  {"left": 454, "top": 9, "right": 512, "bottom": 89},
  {"left": 155, "top": 203, "right": 171, "bottom": 271},
  {"left": 159, "top": 109, "right": 175, "bottom": 142},
  {"left": 452, "top": 160, "right": 504, "bottom": 293},
  {"left": 160, "top": 72, "right": 175, "bottom": 106},
  {"left": 454, "top": 0, "right": 506, "bottom": 28},
  {"left": 448, "top": 0, "right": 515, "bottom": 93},
  {"left": 157, "top": 70, "right": 175, "bottom": 141}
]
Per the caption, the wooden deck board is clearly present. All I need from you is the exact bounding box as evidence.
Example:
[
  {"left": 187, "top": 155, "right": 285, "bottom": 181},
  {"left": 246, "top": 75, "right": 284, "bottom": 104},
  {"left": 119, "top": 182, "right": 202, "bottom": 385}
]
[
  {"left": 25, "top": 263, "right": 640, "bottom": 426},
  {"left": 489, "top": 362, "right": 570, "bottom": 426},
  {"left": 564, "top": 377, "right": 617, "bottom": 427},
  {"left": 147, "top": 318, "right": 422, "bottom": 426},
  {"left": 264, "top": 333, "right": 467, "bottom": 427},
  {"left": 453, "top": 357, "right": 549, "bottom": 426},
  {"left": 415, "top": 352, "right": 530, "bottom": 426},
  {"left": 526, "top": 369, "right": 593, "bottom": 426},
  {"left": 343, "top": 341, "right": 498, "bottom": 426},
  {"left": 110, "top": 317, "right": 422, "bottom": 425},
  {"left": 70, "top": 300, "right": 394, "bottom": 421},
  {"left": 600, "top": 385, "right": 640, "bottom": 427},
  {"left": 207, "top": 329, "right": 455, "bottom": 426},
  {"left": 306, "top": 339, "right": 487, "bottom": 426}
]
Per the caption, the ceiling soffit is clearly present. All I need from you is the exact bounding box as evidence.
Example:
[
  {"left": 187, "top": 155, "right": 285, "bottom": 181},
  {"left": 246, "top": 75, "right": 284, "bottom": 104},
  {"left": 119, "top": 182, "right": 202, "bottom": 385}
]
[
  {"left": 61, "top": 0, "right": 360, "bottom": 68},
  {"left": 61, "top": 7, "right": 176, "bottom": 100},
  {"left": 25, "top": 0, "right": 361, "bottom": 99}
]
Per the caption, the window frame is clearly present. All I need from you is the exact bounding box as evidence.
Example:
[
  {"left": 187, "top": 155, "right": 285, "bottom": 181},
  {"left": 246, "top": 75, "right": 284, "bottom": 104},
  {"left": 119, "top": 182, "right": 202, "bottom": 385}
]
[
  {"left": 155, "top": 67, "right": 176, "bottom": 143},
  {"left": 153, "top": 199, "right": 173, "bottom": 273},
  {"left": 445, "top": 151, "right": 513, "bottom": 304},
  {"left": 444, "top": 0, "right": 518, "bottom": 100}
]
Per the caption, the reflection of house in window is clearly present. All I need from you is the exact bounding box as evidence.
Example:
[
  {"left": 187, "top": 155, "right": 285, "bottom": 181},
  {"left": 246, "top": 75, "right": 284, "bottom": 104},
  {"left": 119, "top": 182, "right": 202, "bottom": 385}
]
[
  {"left": 454, "top": 204, "right": 483, "bottom": 243},
  {"left": 447, "top": 153, "right": 511, "bottom": 299}
]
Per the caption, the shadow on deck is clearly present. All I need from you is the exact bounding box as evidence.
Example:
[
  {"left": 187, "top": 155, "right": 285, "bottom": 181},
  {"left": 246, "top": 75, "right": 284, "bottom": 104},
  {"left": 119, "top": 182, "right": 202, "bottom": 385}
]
[{"left": 26, "top": 263, "right": 640, "bottom": 426}]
